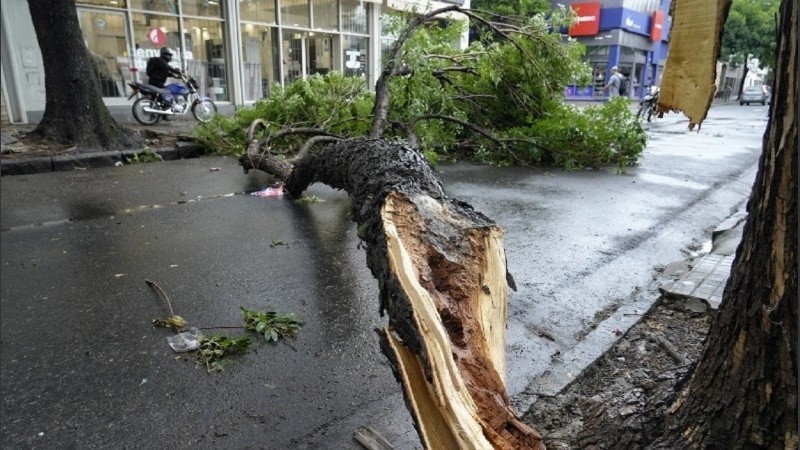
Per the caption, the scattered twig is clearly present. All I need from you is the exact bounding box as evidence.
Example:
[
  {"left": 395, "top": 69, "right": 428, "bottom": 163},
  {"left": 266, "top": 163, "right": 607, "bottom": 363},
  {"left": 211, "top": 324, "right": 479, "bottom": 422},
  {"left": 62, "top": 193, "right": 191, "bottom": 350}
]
[
  {"left": 145, "top": 278, "right": 175, "bottom": 316},
  {"left": 644, "top": 331, "right": 688, "bottom": 366},
  {"left": 354, "top": 426, "right": 395, "bottom": 450},
  {"left": 283, "top": 339, "right": 298, "bottom": 352}
]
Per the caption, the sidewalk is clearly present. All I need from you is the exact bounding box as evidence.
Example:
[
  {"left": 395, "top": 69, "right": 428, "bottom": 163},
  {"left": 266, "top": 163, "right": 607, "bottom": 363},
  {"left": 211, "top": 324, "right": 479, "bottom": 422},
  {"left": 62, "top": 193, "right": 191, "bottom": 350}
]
[
  {"left": 660, "top": 208, "right": 747, "bottom": 310},
  {"left": 1, "top": 117, "right": 204, "bottom": 176}
]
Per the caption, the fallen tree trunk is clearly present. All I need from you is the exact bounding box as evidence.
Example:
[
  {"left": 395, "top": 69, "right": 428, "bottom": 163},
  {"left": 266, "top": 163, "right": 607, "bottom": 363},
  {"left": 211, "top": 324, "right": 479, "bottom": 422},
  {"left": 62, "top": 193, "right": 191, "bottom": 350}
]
[{"left": 241, "top": 138, "right": 543, "bottom": 449}]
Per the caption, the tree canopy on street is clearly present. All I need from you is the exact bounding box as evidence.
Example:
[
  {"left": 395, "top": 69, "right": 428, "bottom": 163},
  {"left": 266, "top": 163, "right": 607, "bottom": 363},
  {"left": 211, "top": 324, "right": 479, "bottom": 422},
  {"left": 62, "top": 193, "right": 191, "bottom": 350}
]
[
  {"left": 469, "top": 0, "right": 550, "bottom": 17},
  {"left": 197, "top": 7, "right": 645, "bottom": 170}
]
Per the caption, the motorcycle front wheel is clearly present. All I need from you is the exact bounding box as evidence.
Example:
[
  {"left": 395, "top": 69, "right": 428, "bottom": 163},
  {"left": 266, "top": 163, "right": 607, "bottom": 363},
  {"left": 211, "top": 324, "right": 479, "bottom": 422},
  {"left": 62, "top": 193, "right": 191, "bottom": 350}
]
[
  {"left": 636, "top": 103, "right": 648, "bottom": 120},
  {"left": 646, "top": 105, "right": 655, "bottom": 122},
  {"left": 191, "top": 99, "right": 217, "bottom": 123},
  {"left": 132, "top": 98, "right": 161, "bottom": 126}
]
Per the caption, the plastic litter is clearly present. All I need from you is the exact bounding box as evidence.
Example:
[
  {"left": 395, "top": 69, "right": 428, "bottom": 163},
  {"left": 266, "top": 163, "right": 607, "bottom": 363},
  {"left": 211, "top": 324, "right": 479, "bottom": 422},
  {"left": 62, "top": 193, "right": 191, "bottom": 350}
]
[
  {"left": 166, "top": 327, "right": 203, "bottom": 352},
  {"left": 251, "top": 184, "right": 284, "bottom": 197}
]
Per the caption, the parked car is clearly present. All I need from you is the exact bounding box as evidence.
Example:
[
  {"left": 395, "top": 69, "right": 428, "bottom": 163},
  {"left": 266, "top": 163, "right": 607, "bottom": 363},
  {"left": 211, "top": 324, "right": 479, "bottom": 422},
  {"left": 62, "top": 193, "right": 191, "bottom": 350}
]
[{"left": 740, "top": 86, "right": 768, "bottom": 106}]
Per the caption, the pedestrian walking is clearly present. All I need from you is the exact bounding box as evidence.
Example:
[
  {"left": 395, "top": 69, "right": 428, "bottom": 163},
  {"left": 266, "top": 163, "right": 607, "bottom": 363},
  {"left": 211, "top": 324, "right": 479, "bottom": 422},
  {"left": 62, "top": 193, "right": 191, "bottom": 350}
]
[{"left": 604, "top": 66, "right": 626, "bottom": 98}]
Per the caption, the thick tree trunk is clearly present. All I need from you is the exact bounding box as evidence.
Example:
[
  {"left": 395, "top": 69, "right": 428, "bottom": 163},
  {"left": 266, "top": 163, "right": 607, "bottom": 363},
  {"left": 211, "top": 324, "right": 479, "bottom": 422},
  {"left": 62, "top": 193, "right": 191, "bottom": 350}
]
[
  {"left": 659, "top": 0, "right": 798, "bottom": 447},
  {"left": 27, "top": 0, "right": 140, "bottom": 152},
  {"left": 243, "top": 139, "right": 543, "bottom": 449}
]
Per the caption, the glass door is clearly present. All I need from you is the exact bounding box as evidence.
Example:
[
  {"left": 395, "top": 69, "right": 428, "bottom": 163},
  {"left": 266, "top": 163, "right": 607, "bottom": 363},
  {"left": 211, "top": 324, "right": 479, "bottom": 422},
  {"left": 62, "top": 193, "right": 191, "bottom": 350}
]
[
  {"left": 307, "top": 33, "right": 334, "bottom": 76},
  {"left": 282, "top": 31, "right": 306, "bottom": 84},
  {"left": 77, "top": 9, "right": 132, "bottom": 98}
]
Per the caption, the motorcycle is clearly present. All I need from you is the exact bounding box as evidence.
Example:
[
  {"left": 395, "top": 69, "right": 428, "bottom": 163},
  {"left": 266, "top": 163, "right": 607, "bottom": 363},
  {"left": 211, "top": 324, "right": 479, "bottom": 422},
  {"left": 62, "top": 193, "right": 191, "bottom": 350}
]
[
  {"left": 636, "top": 86, "right": 660, "bottom": 122},
  {"left": 127, "top": 73, "right": 217, "bottom": 125}
]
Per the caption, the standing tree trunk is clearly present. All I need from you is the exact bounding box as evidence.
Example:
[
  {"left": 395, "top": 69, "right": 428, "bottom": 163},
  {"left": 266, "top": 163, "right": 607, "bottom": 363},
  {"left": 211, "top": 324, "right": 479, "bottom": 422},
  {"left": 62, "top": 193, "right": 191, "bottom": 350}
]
[
  {"left": 737, "top": 64, "right": 750, "bottom": 100},
  {"left": 26, "top": 0, "right": 140, "bottom": 152},
  {"left": 660, "top": 0, "right": 797, "bottom": 447}
]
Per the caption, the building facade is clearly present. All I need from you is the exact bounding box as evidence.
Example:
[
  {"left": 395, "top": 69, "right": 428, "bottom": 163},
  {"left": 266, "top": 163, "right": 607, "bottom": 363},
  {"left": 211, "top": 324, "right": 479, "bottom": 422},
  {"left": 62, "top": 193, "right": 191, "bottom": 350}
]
[
  {"left": 557, "top": 0, "right": 673, "bottom": 100},
  {"left": 0, "top": 0, "right": 467, "bottom": 123}
]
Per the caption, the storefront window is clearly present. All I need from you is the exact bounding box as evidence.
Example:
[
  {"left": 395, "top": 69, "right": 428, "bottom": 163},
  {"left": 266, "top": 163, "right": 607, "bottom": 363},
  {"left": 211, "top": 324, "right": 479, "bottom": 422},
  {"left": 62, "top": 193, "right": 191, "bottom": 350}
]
[
  {"left": 308, "top": 32, "right": 334, "bottom": 75},
  {"left": 76, "top": 0, "right": 127, "bottom": 7},
  {"left": 77, "top": 9, "right": 131, "bottom": 97},
  {"left": 181, "top": 0, "right": 223, "bottom": 18},
  {"left": 241, "top": 24, "right": 280, "bottom": 100},
  {"left": 342, "top": 35, "right": 367, "bottom": 80},
  {"left": 282, "top": 30, "right": 305, "bottom": 84},
  {"left": 281, "top": 0, "right": 309, "bottom": 28},
  {"left": 341, "top": 0, "right": 368, "bottom": 34},
  {"left": 130, "top": 12, "right": 182, "bottom": 77},
  {"left": 183, "top": 18, "right": 227, "bottom": 100},
  {"left": 129, "top": 0, "right": 179, "bottom": 14},
  {"left": 312, "top": 0, "right": 337, "bottom": 30},
  {"left": 240, "top": 0, "right": 276, "bottom": 24}
]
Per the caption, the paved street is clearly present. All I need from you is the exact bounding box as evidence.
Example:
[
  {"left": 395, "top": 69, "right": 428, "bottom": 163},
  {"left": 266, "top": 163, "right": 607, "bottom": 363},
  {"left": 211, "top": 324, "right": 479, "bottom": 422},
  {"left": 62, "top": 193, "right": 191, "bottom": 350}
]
[{"left": 0, "top": 103, "right": 767, "bottom": 449}]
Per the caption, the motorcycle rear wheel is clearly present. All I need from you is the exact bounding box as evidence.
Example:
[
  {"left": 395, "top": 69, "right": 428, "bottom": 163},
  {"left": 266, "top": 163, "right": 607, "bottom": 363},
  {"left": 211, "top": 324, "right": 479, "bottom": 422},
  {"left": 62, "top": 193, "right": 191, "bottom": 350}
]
[
  {"left": 132, "top": 98, "right": 161, "bottom": 126},
  {"left": 191, "top": 99, "right": 217, "bottom": 123}
]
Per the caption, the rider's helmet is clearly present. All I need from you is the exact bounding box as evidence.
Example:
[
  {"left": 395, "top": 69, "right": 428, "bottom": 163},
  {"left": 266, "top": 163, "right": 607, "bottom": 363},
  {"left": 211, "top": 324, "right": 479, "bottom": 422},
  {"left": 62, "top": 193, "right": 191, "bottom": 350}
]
[{"left": 160, "top": 47, "right": 173, "bottom": 62}]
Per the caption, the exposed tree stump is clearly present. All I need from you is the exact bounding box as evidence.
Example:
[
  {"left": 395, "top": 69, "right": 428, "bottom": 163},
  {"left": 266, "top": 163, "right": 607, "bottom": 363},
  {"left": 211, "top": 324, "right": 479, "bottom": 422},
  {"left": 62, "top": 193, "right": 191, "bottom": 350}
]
[{"left": 242, "top": 138, "right": 543, "bottom": 449}]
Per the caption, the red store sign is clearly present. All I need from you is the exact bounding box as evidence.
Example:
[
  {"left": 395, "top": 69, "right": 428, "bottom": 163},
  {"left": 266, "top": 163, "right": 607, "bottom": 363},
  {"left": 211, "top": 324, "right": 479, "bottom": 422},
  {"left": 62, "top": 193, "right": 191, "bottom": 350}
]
[
  {"left": 568, "top": 2, "right": 601, "bottom": 37},
  {"left": 650, "top": 10, "right": 664, "bottom": 41},
  {"left": 148, "top": 27, "right": 167, "bottom": 47}
]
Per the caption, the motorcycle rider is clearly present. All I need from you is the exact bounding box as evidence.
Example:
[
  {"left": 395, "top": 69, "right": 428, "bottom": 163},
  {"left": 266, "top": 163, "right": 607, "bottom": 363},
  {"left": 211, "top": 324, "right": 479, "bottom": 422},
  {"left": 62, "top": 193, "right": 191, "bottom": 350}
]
[{"left": 145, "top": 47, "right": 182, "bottom": 119}]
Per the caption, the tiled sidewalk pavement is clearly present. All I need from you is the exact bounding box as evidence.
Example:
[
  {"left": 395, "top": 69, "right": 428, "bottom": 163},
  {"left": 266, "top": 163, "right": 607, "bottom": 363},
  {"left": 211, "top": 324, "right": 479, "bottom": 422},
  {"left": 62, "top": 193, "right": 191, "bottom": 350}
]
[{"left": 661, "top": 253, "right": 734, "bottom": 309}]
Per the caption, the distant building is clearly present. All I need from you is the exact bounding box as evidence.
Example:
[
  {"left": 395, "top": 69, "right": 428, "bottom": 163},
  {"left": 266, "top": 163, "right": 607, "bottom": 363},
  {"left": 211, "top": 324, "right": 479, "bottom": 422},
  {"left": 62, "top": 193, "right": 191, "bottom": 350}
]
[
  {"left": 554, "top": 0, "right": 673, "bottom": 100},
  {"left": 0, "top": 0, "right": 469, "bottom": 123}
]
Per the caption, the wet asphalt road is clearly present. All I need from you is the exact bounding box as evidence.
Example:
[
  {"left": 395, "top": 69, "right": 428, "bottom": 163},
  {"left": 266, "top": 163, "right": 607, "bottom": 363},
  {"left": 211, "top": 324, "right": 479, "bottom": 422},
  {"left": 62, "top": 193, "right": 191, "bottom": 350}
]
[{"left": 0, "top": 103, "right": 767, "bottom": 449}]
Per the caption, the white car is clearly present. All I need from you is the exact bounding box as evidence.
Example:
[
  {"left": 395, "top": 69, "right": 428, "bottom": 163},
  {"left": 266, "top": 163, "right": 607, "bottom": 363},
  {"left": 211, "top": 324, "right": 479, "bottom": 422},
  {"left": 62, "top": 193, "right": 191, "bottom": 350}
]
[{"left": 740, "top": 86, "right": 769, "bottom": 106}]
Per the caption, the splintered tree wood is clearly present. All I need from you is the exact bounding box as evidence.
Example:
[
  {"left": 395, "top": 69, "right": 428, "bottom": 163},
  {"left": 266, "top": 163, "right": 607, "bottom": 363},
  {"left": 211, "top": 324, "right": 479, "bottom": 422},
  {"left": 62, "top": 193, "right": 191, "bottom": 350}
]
[
  {"left": 379, "top": 192, "right": 539, "bottom": 449},
  {"left": 657, "top": 0, "right": 731, "bottom": 128},
  {"left": 241, "top": 139, "right": 542, "bottom": 449}
]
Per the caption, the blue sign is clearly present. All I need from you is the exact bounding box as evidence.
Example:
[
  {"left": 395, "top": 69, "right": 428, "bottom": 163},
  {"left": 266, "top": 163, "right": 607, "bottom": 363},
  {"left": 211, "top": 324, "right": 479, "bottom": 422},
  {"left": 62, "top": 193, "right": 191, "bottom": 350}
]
[
  {"left": 599, "top": 8, "right": 651, "bottom": 37},
  {"left": 564, "top": 85, "right": 594, "bottom": 98}
]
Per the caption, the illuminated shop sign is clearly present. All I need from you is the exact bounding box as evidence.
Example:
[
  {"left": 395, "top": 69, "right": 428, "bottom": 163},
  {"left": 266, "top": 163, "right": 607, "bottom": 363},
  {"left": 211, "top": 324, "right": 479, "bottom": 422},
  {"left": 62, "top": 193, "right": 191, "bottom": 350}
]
[{"left": 568, "top": 2, "right": 601, "bottom": 37}]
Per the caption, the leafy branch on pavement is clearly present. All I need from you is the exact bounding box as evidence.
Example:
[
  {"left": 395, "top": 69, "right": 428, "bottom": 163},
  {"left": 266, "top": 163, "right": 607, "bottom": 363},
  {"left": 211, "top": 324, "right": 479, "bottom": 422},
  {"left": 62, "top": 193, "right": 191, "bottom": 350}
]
[
  {"left": 146, "top": 279, "right": 304, "bottom": 372},
  {"left": 196, "top": 335, "right": 253, "bottom": 373},
  {"left": 241, "top": 307, "right": 303, "bottom": 343}
]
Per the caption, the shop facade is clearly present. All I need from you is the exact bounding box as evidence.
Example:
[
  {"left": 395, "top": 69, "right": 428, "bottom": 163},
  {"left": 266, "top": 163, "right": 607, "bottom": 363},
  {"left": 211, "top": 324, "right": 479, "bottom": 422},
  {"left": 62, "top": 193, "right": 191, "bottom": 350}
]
[
  {"left": 1, "top": 0, "right": 467, "bottom": 123},
  {"left": 558, "top": 0, "right": 672, "bottom": 100}
]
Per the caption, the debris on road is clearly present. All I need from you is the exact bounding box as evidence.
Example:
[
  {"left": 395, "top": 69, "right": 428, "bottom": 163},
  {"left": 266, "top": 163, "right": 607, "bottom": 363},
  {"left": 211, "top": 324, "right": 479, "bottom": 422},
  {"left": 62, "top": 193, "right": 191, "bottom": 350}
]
[
  {"left": 251, "top": 184, "right": 284, "bottom": 197},
  {"left": 353, "top": 426, "right": 394, "bottom": 450},
  {"left": 167, "top": 328, "right": 203, "bottom": 352}
]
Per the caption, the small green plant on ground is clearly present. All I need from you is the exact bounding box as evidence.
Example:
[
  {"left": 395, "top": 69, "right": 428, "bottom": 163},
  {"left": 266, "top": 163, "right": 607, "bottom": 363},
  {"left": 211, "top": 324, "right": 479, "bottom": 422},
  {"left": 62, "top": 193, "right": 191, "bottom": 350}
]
[
  {"left": 196, "top": 335, "right": 253, "bottom": 373},
  {"left": 241, "top": 307, "right": 304, "bottom": 343},
  {"left": 126, "top": 149, "right": 163, "bottom": 164}
]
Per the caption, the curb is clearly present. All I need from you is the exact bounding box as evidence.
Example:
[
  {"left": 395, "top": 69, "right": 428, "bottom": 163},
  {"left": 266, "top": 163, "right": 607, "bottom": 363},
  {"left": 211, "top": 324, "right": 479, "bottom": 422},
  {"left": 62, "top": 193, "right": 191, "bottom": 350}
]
[{"left": 1, "top": 142, "right": 206, "bottom": 176}]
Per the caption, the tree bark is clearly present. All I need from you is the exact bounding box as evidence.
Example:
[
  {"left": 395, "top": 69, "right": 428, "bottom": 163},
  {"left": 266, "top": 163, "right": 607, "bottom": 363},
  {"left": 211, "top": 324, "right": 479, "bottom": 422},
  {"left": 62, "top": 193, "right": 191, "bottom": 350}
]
[
  {"left": 659, "top": 0, "right": 798, "bottom": 447},
  {"left": 242, "top": 139, "right": 543, "bottom": 449},
  {"left": 26, "top": 0, "right": 141, "bottom": 152}
]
